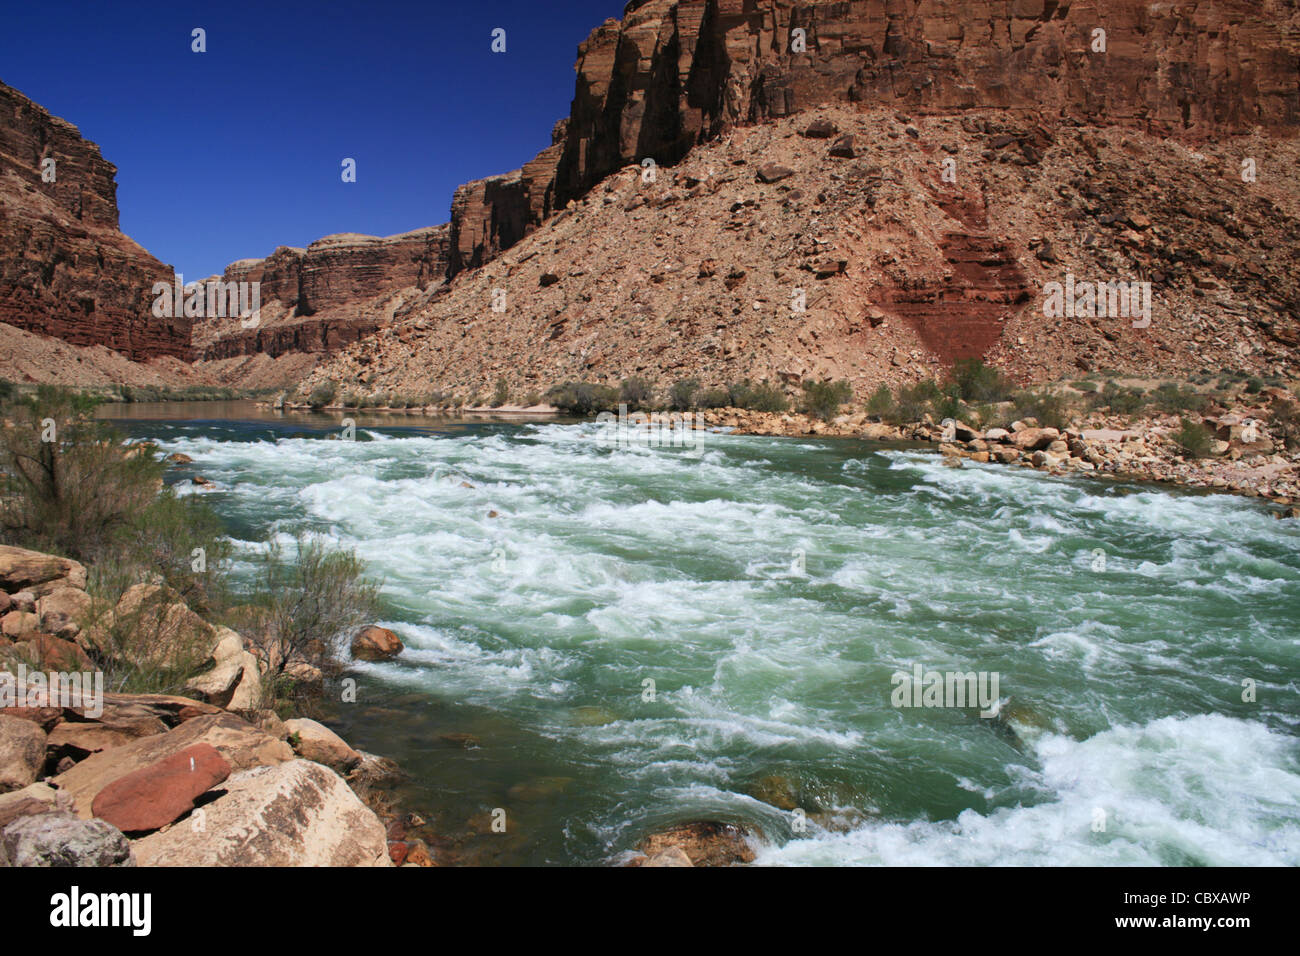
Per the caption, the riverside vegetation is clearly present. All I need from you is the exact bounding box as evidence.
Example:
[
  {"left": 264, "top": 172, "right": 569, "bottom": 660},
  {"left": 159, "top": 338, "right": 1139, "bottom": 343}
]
[{"left": 0, "top": 387, "right": 418, "bottom": 867}]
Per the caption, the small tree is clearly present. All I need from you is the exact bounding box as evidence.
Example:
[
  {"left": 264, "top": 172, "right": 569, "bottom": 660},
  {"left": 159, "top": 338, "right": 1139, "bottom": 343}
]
[{"left": 492, "top": 377, "right": 510, "bottom": 407}]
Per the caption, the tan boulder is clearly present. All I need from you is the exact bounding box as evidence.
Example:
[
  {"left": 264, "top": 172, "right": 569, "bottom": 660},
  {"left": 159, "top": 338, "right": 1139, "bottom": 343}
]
[
  {"left": 1012, "top": 427, "right": 1061, "bottom": 451},
  {"left": 637, "top": 821, "right": 757, "bottom": 867},
  {"left": 46, "top": 719, "right": 164, "bottom": 763},
  {"left": 53, "top": 712, "right": 292, "bottom": 817},
  {"left": 643, "top": 846, "right": 695, "bottom": 867},
  {"left": 225, "top": 652, "right": 264, "bottom": 711},
  {"left": 132, "top": 760, "right": 391, "bottom": 867},
  {"left": 0, "top": 545, "right": 87, "bottom": 596},
  {"left": 0, "top": 713, "right": 46, "bottom": 793},
  {"left": 351, "top": 625, "right": 404, "bottom": 662},
  {"left": 36, "top": 587, "right": 92, "bottom": 640},
  {"left": 183, "top": 655, "right": 247, "bottom": 708},
  {"left": 0, "top": 781, "right": 58, "bottom": 828},
  {"left": 284, "top": 717, "right": 361, "bottom": 772},
  {"left": 1, "top": 610, "right": 41, "bottom": 641}
]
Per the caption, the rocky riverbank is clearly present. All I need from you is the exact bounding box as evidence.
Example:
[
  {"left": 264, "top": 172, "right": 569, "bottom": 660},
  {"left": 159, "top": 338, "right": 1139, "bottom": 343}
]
[
  {"left": 0, "top": 543, "right": 433, "bottom": 867},
  {"left": 696, "top": 399, "right": 1300, "bottom": 510}
]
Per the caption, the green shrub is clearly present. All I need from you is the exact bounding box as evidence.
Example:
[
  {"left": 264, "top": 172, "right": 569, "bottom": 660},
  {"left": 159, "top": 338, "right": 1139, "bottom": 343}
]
[
  {"left": 1244, "top": 376, "right": 1264, "bottom": 394},
  {"left": 545, "top": 381, "right": 620, "bottom": 416},
  {"left": 619, "top": 376, "right": 654, "bottom": 411},
  {"left": 1174, "top": 418, "right": 1213, "bottom": 458},
  {"left": 865, "top": 385, "right": 893, "bottom": 419},
  {"left": 728, "top": 380, "right": 790, "bottom": 413},
  {"left": 1099, "top": 382, "right": 1146, "bottom": 415},
  {"left": 696, "top": 387, "right": 731, "bottom": 409},
  {"left": 0, "top": 388, "right": 165, "bottom": 562},
  {"left": 1151, "top": 383, "right": 1206, "bottom": 415},
  {"left": 801, "top": 379, "right": 852, "bottom": 421},
  {"left": 669, "top": 379, "right": 699, "bottom": 411},
  {"left": 950, "top": 359, "right": 1013, "bottom": 404},
  {"left": 242, "top": 534, "right": 380, "bottom": 698},
  {"left": 1270, "top": 400, "right": 1300, "bottom": 451},
  {"left": 308, "top": 382, "right": 337, "bottom": 408},
  {"left": 1013, "top": 390, "right": 1070, "bottom": 431},
  {"left": 888, "top": 380, "right": 941, "bottom": 424},
  {"left": 491, "top": 377, "right": 510, "bottom": 407}
]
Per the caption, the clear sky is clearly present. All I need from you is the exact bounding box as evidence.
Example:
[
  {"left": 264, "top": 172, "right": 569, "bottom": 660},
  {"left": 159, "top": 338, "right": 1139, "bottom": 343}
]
[{"left": 0, "top": 0, "right": 625, "bottom": 278}]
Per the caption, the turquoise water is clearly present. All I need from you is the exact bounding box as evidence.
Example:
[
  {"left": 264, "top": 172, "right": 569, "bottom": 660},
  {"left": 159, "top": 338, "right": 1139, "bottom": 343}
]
[{"left": 115, "top": 404, "right": 1300, "bottom": 866}]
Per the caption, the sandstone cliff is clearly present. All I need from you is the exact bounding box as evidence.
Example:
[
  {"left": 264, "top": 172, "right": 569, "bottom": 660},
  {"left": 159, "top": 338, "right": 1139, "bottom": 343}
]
[
  {"left": 194, "top": 226, "right": 449, "bottom": 360},
  {"left": 0, "top": 81, "right": 189, "bottom": 362}
]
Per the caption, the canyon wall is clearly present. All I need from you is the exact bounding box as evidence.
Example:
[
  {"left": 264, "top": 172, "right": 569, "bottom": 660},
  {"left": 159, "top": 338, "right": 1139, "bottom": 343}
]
[
  {"left": 194, "top": 226, "right": 450, "bottom": 360},
  {"left": 0, "top": 81, "right": 189, "bottom": 362}
]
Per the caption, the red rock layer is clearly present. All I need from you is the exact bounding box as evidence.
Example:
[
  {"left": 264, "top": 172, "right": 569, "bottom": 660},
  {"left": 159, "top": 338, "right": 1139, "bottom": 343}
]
[
  {"left": 196, "top": 227, "right": 449, "bottom": 359},
  {"left": 0, "top": 82, "right": 190, "bottom": 361}
]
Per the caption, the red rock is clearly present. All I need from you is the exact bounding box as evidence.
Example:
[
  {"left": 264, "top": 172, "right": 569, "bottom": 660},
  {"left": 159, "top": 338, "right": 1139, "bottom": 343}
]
[
  {"left": 0, "top": 83, "right": 190, "bottom": 361},
  {"left": 90, "top": 743, "right": 231, "bottom": 833},
  {"left": 388, "top": 840, "right": 409, "bottom": 865}
]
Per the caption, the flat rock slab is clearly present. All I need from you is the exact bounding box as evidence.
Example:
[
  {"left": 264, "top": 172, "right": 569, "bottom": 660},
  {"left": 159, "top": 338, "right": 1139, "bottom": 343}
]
[
  {"left": 53, "top": 712, "right": 292, "bottom": 818},
  {"left": 133, "top": 759, "right": 390, "bottom": 867},
  {"left": 92, "top": 743, "right": 230, "bottom": 833}
]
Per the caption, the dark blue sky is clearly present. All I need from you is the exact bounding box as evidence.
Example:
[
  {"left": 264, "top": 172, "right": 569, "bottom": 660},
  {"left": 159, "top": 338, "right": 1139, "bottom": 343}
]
[{"left": 1, "top": 0, "right": 624, "bottom": 278}]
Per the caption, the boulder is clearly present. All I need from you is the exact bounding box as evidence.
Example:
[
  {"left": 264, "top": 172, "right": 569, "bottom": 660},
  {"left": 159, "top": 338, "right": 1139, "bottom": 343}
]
[
  {"left": 0, "top": 714, "right": 45, "bottom": 793},
  {"left": 643, "top": 846, "right": 694, "bottom": 867},
  {"left": 351, "top": 625, "right": 404, "bottom": 661},
  {"left": 1, "top": 811, "right": 134, "bottom": 867},
  {"left": 637, "top": 821, "right": 757, "bottom": 867},
  {"left": 985, "top": 427, "right": 1011, "bottom": 442},
  {"left": 0, "top": 781, "right": 57, "bottom": 828},
  {"left": 802, "top": 118, "right": 837, "bottom": 139},
  {"left": 0, "top": 545, "right": 87, "bottom": 597},
  {"left": 45, "top": 718, "right": 166, "bottom": 764},
  {"left": 1, "top": 610, "right": 40, "bottom": 640},
  {"left": 15, "top": 634, "right": 93, "bottom": 670},
  {"left": 183, "top": 655, "right": 247, "bottom": 708},
  {"left": 829, "top": 134, "right": 857, "bottom": 158},
  {"left": 284, "top": 717, "right": 361, "bottom": 772},
  {"left": 91, "top": 743, "right": 231, "bottom": 833},
  {"left": 108, "top": 584, "right": 218, "bottom": 667},
  {"left": 35, "top": 587, "right": 91, "bottom": 639},
  {"left": 132, "top": 760, "right": 391, "bottom": 867},
  {"left": 225, "top": 652, "right": 264, "bottom": 711},
  {"left": 756, "top": 163, "right": 794, "bottom": 184},
  {"left": 1012, "top": 427, "right": 1061, "bottom": 451},
  {"left": 85, "top": 693, "right": 221, "bottom": 727},
  {"left": 53, "top": 712, "right": 292, "bottom": 817}
]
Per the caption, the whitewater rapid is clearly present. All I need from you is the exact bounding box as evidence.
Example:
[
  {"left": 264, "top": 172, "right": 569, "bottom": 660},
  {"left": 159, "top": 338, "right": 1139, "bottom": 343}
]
[{"left": 147, "top": 416, "right": 1299, "bottom": 865}]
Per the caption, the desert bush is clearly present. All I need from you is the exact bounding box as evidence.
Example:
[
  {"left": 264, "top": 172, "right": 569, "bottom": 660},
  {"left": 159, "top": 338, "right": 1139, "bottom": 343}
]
[
  {"left": 887, "top": 380, "right": 942, "bottom": 424},
  {"left": 1013, "top": 391, "right": 1070, "bottom": 431},
  {"left": 949, "top": 359, "right": 1013, "bottom": 404},
  {"left": 728, "top": 380, "right": 789, "bottom": 413},
  {"left": 0, "top": 388, "right": 165, "bottom": 562},
  {"left": 545, "top": 381, "right": 620, "bottom": 416},
  {"left": 801, "top": 379, "right": 852, "bottom": 421},
  {"left": 1151, "top": 383, "right": 1207, "bottom": 415},
  {"left": 619, "top": 376, "right": 654, "bottom": 411},
  {"left": 1173, "top": 418, "right": 1213, "bottom": 458},
  {"left": 308, "top": 382, "right": 337, "bottom": 408},
  {"left": 241, "top": 534, "right": 380, "bottom": 692},
  {"left": 1270, "top": 399, "right": 1300, "bottom": 451},
  {"left": 668, "top": 379, "right": 699, "bottom": 411},
  {"left": 696, "top": 387, "right": 731, "bottom": 409},
  {"left": 1098, "top": 382, "right": 1146, "bottom": 415},
  {"left": 865, "top": 385, "right": 893, "bottom": 419},
  {"left": 492, "top": 377, "right": 510, "bottom": 407}
]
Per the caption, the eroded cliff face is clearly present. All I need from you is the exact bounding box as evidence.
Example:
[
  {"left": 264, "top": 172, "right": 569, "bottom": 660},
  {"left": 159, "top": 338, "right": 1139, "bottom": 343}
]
[
  {"left": 0, "top": 81, "right": 189, "bottom": 362},
  {"left": 195, "top": 227, "right": 450, "bottom": 360},
  {"left": 553, "top": 0, "right": 1300, "bottom": 204}
]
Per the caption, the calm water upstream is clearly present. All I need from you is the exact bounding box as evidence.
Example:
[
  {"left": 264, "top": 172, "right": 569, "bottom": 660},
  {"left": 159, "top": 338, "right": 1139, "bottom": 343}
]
[{"left": 106, "top": 402, "right": 1300, "bottom": 866}]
